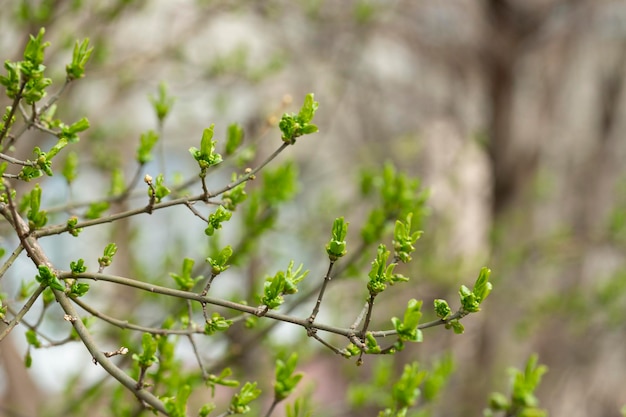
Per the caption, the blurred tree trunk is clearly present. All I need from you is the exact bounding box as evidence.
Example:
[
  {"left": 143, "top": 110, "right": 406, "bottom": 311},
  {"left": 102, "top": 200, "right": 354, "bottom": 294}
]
[{"left": 0, "top": 333, "right": 43, "bottom": 416}]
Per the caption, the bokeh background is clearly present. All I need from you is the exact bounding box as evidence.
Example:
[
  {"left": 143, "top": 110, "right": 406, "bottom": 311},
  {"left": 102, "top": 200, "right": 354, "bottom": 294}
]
[{"left": 1, "top": 1, "right": 626, "bottom": 416}]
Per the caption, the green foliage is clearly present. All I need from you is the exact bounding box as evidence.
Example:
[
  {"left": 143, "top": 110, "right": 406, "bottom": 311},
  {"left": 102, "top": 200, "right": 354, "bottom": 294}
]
[
  {"left": 389, "top": 363, "right": 427, "bottom": 413},
  {"left": 459, "top": 267, "right": 492, "bottom": 313},
  {"left": 59, "top": 117, "right": 90, "bottom": 143},
  {"left": 84, "top": 201, "right": 109, "bottom": 219},
  {"left": 433, "top": 299, "right": 452, "bottom": 319},
  {"left": 226, "top": 122, "right": 244, "bottom": 155},
  {"left": 25, "top": 329, "right": 42, "bottom": 348},
  {"left": 262, "top": 261, "right": 309, "bottom": 309},
  {"left": 367, "top": 244, "right": 407, "bottom": 295},
  {"left": 189, "top": 124, "right": 223, "bottom": 173},
  {"left": 349, "top": 356, "right": 452, "bottom": 417},
  {"left": 109, "top": 168, "right": 125, "bottom": 196},
  {"left": 204, "top": 312, "right": 233, "bottom": 335},
  {"left": 0, "top": 24, "right": 500, "bottom": 417},
  {"left": 136, "top": 130, "right": 159, "bottom": 164},
  {"left": 229, "top": 382, "right": 261, "bottom": 414},
  {"left": 66, "top": 38, "right": 93, "bottom": 80},
  {"left": 26, "top": 184, "right": 47, "bottom": 228},
  {"left": 274, "top": 353, "right": 303, "bottom": 402},
  {"left": 62, "top": 151, "right": 79, "bottom": 183},
  {"left": 70, "top": 281, "right": 90, "bottom": 297},
  {"left": 149, "top": 173, "right": 170, "bottom": 203},
  {"left": 169, "top": 258, "right": 201, "bottom": 291},
  {"left": 162, "top": 385, "right": 191, "bottom": 417},
  {"left": 35, "top": 265, "right": 64, "bottom": 291},
  {"left": 393, "top": 213, "right": 422, "bottom": 263},
  {"left": 279, "top": 93, "right": 319, "bottom": 144},
  {"left": 484, "top": 354, "right": 548, "bottom": 417},
  {"left": 0, "top": 298, "right": 6, "bottom": 321},
  {"left": 326, "top": 217, "right": 348, "bottom": 261},
  {"left": 391, "top": 299, "right": 423, "bottom": 344},
  {"left": 207, "top": 245, "right": 233, "bottom": 275},
  {"left": 262, "top": 161, "right": 299, "bottom": 206},
  {"left": 206, "top": 368, "right": 240, "bottom": 396},
  {"left": 98, "top": 243, "right": 117, "bottom": 269},
  {"left": 67, "top": 216, "right": 83, "bottom": 237},
  {"left": 205, "top": 205, "right": 232, "bottom": 236},
  {"left": 149, "top": 81, "right": 175, "bottom": 122},
  {"left": 132, "top": 333, "right": 159, "bottom": 368},
  {"left": 0, "top": 28, "right": 52, "bottom": 104},
  {"left": 221, "top": 174, "right": 247, "bottom": 210},
  {"left": 360, "top": 163, "right": 428, "bottom": 244},
  {"left": 422, "top": 354, "right": 455, "bottom": 401},
  {"left": 285, "top": 396, "right": 313, "bottom": 417}
]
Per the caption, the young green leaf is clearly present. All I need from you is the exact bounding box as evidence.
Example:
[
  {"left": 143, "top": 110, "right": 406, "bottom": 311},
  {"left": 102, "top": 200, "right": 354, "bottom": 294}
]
[
  {"left": 149, "top": 81, "right": 175, "bottom": 122},
  {"left": 136, "top": 130, "right": 159, "bottom": 164},
  {"left": 204, "top": 312, "right": 233, "bottom": 335},
  {"left": 149, "top": 173, "right": 170, "bottom": 203},
  {"left": 66, "top": 38, "right": 93, "bottom": 80},
  {"left": 393, "top": 213, "right": 422, "bottom": 263},
  {"left": 98, "top": 243, "right": 117, "bottom": 269},
  {"left": 229, "top": 382, "right": 261, "bottom": 414},
  {"left": 206, "top": 367, "right": 240, "bottom": 396},
  {"left": 206, "top": 245, "right": 233, "bottom": 275},
  {"left": 391, "top": 362, "right": 427, "bottom": 410},
  {"left": 279, "top": 93, "right": 319, "bottom": 144},
  {"left": 367, "top": 244, "right": 396, "bottom": 296},
  {"left": 25, "top": 329, "right": 42, "bottom": 348},
  {"left": 473, "top": 267, "right": 493, "bottom": 303},
  {"left": 70, "top": 281, "right": 90, "bottom": 297},
  {"left": 27, "top": 184, "right": 47, "bottom": 228},
  {"left": 422, "top": 354, "right": 454, "bottom": 401},
  {"left": 70, "top": 259, "right": 87, "bottom": 275},
  {"left": 222, "top": 173, "right": 247, "bottom": 210},
  {"left": 59, "top": 117, "right": 90, "bottom": 142},
  {"left": 169, "top": 258, "right": 200, "bottom": 291},
  {"left": 274, "top": 353, "right": 303, "bottom": 402},
  {"left": 262, "top": 272, "right": 286, "bottom": 310},
  {"left": 434, "top": 299, "right": 451, "bottom": 319},
  {"left": 163, "top": 384, "right": 191, "bottom": 417},
  {"left": 226, "top": 123, "right": 244, "bottom": 155},
  {"left": 205, "top": 205, "right": 233, "bottom": 236},
  {"left": 326, "top": 217, "right": 348, "bottom": 261},
  {"left": 84, "top": 201, "right": 109, "bottom": 219},
  {"left": 484, "top": 355, "right": 548, "bottom": 417},
  {"left": 262, "top": 161, "right": 298, "bottom": 206},
  {"left": 35, "top": 265, "right": 64, "bottom": 291},
  {"left": 24, "top": 28, "right": 49, "bottom": 68},
  {"left": 190, "top": 124, "right": 223, "bottom": 172},
  {"left": 132, "top": 333, "right": 159, "bottom": 368},
  {"left": 62, "top": 151, "right": 79, "bottom": 183},
  {"left": 391, "top": 299, "right": 423, "bottom": 343}
]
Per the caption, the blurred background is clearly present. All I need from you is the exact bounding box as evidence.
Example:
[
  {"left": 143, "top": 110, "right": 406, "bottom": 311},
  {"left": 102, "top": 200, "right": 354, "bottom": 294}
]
[{"left": 1, "top": 0, "right": 626, "bottom": 416}]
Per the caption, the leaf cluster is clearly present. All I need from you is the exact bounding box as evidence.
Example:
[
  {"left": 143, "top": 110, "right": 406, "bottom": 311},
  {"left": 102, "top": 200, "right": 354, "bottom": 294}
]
[
  {"left": 485, "top": 354, "right": 548, "bottom": 417},
  {"left": 262, "top": 261, "right": 309, "bottom": 310},
  {"left": 279, "top": 93, "right": 319, "bottom": 144}
]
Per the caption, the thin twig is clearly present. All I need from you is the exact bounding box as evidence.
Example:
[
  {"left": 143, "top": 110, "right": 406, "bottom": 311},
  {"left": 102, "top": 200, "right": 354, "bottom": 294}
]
[
  {"left": 0, "top": 285, "right": 46, "bottom": 341},
  {"left": 60, "top": 271, "right": 461, "bottom": 342},
  {"left": 350, "top": 302, "right": 369, "bottom": 331},
  {"left": 187, "top": 300, "right": 209, "bottom": 379},
  {"left": 72, "top": 296, "right": 203, "bottom": 336},
  {"left": 0, "top": 244, "right": 24, "bottom": 280},
  {"left": 307, "top": 260, "right": 335, "bottom": 324},
  {"left": 0, "top": 81, "right": 26, "bottom": 145},
  {"left": 33, "top": 141, "right": 292, "bottom": 238},
  {"left": 359, "top": 294, "right": 377, "bottom": 337},
  {"left": 263, "top": 399, "right": 280, "bottom": 417}
]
